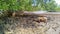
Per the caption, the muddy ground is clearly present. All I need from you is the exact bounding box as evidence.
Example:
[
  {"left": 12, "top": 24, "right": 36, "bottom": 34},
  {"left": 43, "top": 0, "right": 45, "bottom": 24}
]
[{"left": 1, "top": 14, "right": 60, "bottom": 34}]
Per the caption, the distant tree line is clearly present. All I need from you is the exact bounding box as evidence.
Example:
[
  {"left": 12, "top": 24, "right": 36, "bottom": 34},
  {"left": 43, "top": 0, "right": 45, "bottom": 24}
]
[{"left": 0, "top": 0, "right": 58, "bottom": 12}]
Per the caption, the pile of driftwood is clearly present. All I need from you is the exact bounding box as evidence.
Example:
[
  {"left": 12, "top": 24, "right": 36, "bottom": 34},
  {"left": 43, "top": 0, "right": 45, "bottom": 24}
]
[
  {"left": 11, "top": 11, "right": 48, "bottom": 23},
  {"left": 12, "top": 11, "right": 46, "bottom": 17}
]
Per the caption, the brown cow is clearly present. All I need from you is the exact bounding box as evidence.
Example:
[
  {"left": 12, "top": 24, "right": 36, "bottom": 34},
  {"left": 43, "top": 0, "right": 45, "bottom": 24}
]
[
  {"left": 34, "top": 16, "right": 47, "bottom": 23},
  {"left": 37, "top": 16, "right": 47, "bottom": 23}
]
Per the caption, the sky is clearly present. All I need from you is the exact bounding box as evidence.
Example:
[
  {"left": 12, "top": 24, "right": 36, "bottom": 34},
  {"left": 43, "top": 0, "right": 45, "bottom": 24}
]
[{"left": 55, "top": 0, "right": 60, "bottom": 5}]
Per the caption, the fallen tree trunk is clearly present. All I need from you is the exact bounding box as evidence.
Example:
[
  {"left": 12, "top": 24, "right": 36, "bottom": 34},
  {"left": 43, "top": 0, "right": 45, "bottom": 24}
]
[
  {"left": 23, "top": 12, "right": 60, "bottom": 17},
  {"left": 12, "top": 11, "right": 47, "bottom": 17}
]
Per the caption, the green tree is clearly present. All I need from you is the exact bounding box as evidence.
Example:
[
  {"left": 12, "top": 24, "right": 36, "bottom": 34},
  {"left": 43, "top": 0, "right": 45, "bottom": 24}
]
[
  {"left": 0, "top": 0, "right": 33, "bottom": 11},
  {"left": 55, "top": 6, "right": 60, "bottom": 11},
  {"left": 0, "top": 0, "right": 8, "bottom": 11},
  {"left": 34, "top": 0, "right": 57, "bottom": 11}
]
